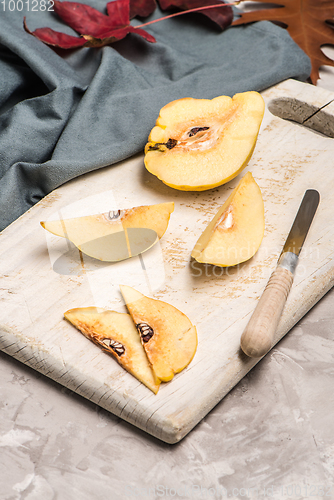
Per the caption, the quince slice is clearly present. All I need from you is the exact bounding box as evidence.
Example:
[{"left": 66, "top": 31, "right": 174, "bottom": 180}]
[
  {"left": 41, "top": 202, "right": 174, "bottom": 260},
  {"left": 120, "top": 285, "right": 197, "bottom": 383},
  {"left": 144, "top": 92, "right": 265, "bottom": 191},
  {"left": 64, "top": 307, "right": 160, "bottom": 394},
  {"left": 191, "top": 172, "right": 265, "bottom": 267}
]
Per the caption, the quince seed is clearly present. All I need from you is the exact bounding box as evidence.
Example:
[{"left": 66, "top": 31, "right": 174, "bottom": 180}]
[
  {"left": 102, "top": 338, "right": 125, "bottom": 356},
  {"left": 108, "top": 210, "right": 121, "bottom": 220},
  {"left": 166, "top": 138, "right": 178, "bottom": 149},
  {"left": 148, "top": 138, "right": 177, "bottom": 152},
  {"left": 188, "top": 126, "right": 209, "bottom": 137},
  {"left": 136, "top": 323, "right": 154, "bottom": 343}
]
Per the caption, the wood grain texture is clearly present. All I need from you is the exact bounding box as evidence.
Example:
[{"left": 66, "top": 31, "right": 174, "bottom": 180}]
[
  {"left": 1, "top": 79, "right": 334, "bottom": 443},
  {"left": 241, "top": 266, "right": 294, "bottom": 358}
]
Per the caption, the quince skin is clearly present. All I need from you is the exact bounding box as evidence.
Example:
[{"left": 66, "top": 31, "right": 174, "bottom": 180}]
[
  {"left": 191, "top": 172, "right": 265, "bottom": 267},
  {"left": 144, "top": 92, "right": 265, "bottom": 191},
  {"left": 120, "top": 285, "right": 197, "bottom": 383}
]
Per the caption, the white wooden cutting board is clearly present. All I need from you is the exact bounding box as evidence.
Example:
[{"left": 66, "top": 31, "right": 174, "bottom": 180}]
[{"left": 1, "top": 80, "right": 334, "bottom": 444}]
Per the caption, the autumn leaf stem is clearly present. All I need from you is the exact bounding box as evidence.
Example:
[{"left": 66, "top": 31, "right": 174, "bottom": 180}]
[{"left": 136, "top": 1, "right": 241, "bottom": 28}]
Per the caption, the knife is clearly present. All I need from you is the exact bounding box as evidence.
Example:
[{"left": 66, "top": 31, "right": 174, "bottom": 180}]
[{"left": 240, "top": 189, "right": 320, "bottom": 358}]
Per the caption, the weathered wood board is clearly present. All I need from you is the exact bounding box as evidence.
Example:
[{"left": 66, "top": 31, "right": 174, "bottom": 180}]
[{"left": 1, "top": 79, "right": 334, "bottom": 443}]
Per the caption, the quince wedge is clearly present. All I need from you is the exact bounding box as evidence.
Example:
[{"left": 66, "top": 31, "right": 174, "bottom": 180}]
[
  {"left": 120, "top": 285, "right": 198, "bottom": 383},
  {"left": 191, "top": 172, "right": 265, "bottom": 267},
  {"left": 144, "top": 92, "right": 265, "bottom": 191},
  {"left": 64, "top": 307, "right": 160, "bottom": 394},
  {"left": 40, "top": 202, "right": 174, "bottom": 260}
]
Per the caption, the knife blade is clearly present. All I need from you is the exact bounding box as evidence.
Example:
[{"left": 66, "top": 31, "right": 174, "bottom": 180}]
[
  {"left": 79, "top": 227, "right": 159, "bottom": 262},
  {"left": 240, "top": 189, "right": 320, "bottom": 358}
]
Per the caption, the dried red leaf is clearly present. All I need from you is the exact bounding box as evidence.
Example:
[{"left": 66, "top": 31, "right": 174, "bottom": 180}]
[
  {"left": 158, "top": 0, "right": 233, "bottom": 30},
  {"left": 24, "top": 0, "right": 155, "bottom": 49},
  {"left": 53, "top": 1, "right": 112, "bottom": 36},
  {"left": 83, "top": 26, "right": 156, "bottom": 46},
  {"left": 129, "top": 0, "right": 157, "bottom": 19},
  {"left": 232, "top": 0, "right": 334, "bottom": 84},
  {"left": 23, "top": 17, "right": 87, "bottom": 48},
  {"left": 106, "top": 0, "right": 130, "bottom": 27},
  {"left": 24, "top": 0, "right": 233, "bottom": 50}
]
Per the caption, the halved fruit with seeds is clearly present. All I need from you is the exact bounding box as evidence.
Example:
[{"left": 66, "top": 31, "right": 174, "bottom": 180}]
[
  {"left": 120, "top": 285, "right": 197, "bottom": 382},
  {"left": 191, "top": 171, "right": 265, "bottom": 267},
  {"left": 64, "top": 307, "right": 160, "bottom": 394},
  {"left": 144, "top": 92, "right": 265, "bottom": 191},
  {"left": 41, "top": 202, "right": 174, "bottom": 261}
]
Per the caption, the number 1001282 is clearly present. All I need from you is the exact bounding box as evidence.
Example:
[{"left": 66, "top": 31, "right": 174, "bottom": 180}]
[{"left": 1, "top": 0, "right": 54, "bottom": 11}]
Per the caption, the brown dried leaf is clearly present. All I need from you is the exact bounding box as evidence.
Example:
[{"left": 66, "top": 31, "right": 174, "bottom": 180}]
[{"left": 232, "top": 0, "right": 334, "bottom": 84}]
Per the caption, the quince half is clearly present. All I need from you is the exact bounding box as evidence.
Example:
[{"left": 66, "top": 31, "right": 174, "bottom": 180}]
[
  {"left": 144, "top": 92, "right": 265, "bottom": 191},
  {"left": 120, "top": 285, "right": 198, "bottom": 383},
  {"left": 64, "top": 307, "right": 160, "bottom": 394},
  {"left": 41, "top": 202, "right": 174, "bottom": 260},
  {"left": 191, "top": 172, "right": 265, "bottom": 267}
]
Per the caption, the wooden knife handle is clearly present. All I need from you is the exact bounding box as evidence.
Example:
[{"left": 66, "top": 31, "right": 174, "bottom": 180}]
[{"left": 240, "top": 266, "right": 294, "bottom": 358}]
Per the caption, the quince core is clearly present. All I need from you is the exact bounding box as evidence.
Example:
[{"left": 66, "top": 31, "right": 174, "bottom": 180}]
[
  {"left": 144, "top": 92, "right": 265, "bottom": 191},
  {"left": 191, "top": 172, "right": 265, "bottom": 267},
  {"left": 120, "top": 285, "right": 197, "bottom": 383}
]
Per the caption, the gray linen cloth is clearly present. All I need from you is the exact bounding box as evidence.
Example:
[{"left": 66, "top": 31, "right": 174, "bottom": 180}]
[{"left": 0, "top": 2, "right": 311, "bottom": 230}]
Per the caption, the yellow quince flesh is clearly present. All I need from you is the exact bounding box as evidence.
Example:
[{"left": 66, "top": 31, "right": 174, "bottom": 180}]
[
  {"left": 64, "top": 307, "right": 160, "bottom": 394},
  {"left": 120, "top": 285, "right": 197, "bottom": 383},
  {"left": 191, "top": 172, "right": 264, "bottom": 267},
  {"left": 40, "top": 202, "right": 174, "bottom": 259},
  {"left": 144, "top": 91, "right": 265, "bottom": 191}
]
